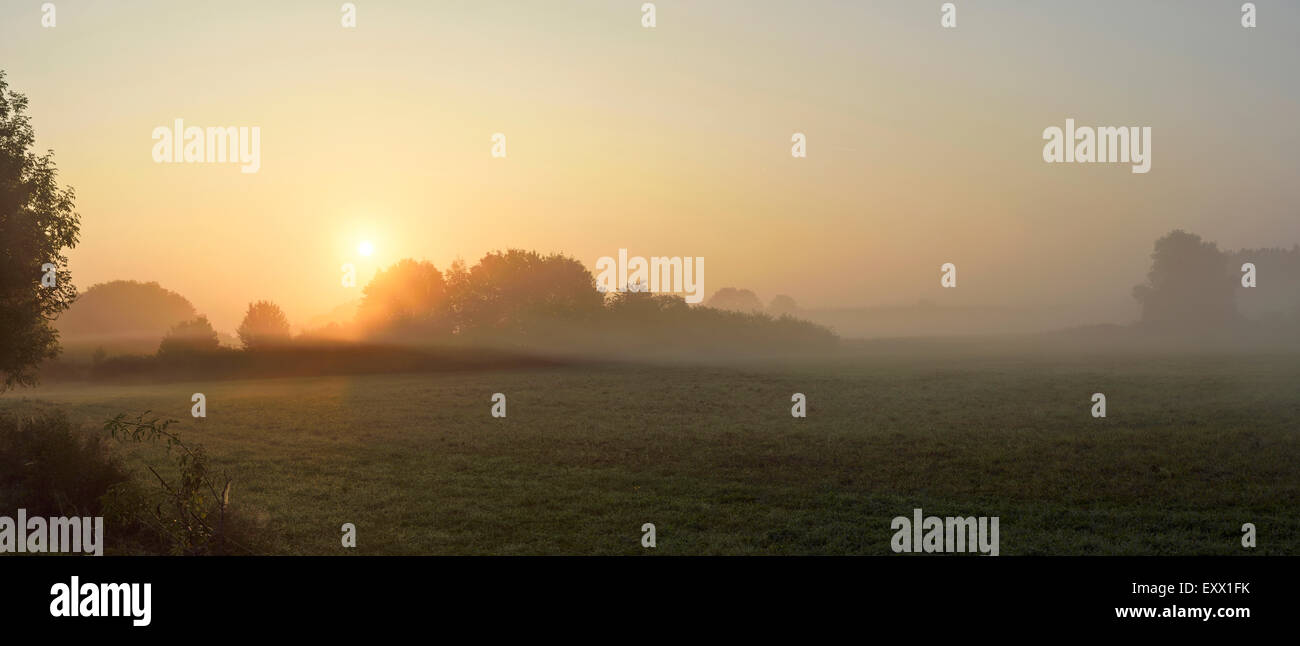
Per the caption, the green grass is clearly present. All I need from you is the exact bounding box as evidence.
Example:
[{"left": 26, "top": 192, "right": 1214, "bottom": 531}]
[{"left": 4, "top": 344, "right": 1298, "bottom": 555}]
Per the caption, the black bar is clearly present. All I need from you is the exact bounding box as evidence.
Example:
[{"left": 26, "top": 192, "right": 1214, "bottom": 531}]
[{"left": 2, "top": 556, "right": 1290, "bottom": 633}]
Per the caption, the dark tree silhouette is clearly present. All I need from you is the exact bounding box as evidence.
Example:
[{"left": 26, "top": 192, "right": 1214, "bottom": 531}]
[
  {"left": 158, "top": 316, "right": 221, "bottom": 357},
  {"left": 57, "top": 280, "right": 197, "bottom": 339},
  {"left": 448, "top": 250, "right": 603, "bottom": 335},
  {"left": 329, "top": 249, "right": 834, "bottom": 357},
  {"left": 1224, "top": 245, "right": 1300, "bottom": 322},
  {"left": 1132, "top": 230, "right": 1237, "bottom": 330},
  {"left": 768, "top": 294, "right": 799, "bottom": 317},
  {"left": 705, "top": 287, "right": 764, "bottom": 313},
  {"left": 237, "top": 300, "right": 291, "bottom": 349},
  {"left": 0, "top": 71, "right": 80, "bottom": 390},
  {"left": 356, "top": 258, "right": 448, "bottom": 332}
]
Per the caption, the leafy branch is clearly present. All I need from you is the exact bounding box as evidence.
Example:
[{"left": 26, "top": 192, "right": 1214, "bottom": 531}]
[{"left": 104, "top": 411, "right": 239, "bottom": 555}]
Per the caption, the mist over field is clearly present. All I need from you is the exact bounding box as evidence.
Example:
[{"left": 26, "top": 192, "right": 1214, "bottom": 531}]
[{"left": 1, "top": 2, "right": 1298, "bottom": 559}]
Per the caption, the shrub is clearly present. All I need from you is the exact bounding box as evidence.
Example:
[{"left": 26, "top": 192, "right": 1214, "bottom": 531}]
[
  {"left": 237, "top": 300, "right": 292, "bottom": 349},
  {"left": 157, "top": 316, "right": 221, "bottom": 357},
  {"left": 102, "top": 411, "right": 271, "bottom": 555},
  {"left": 0, "top": 410, "right": 129, "bottom": 518}
]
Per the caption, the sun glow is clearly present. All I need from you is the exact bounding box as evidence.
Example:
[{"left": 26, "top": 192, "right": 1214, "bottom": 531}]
[{"left": 358, "top": 240, "right": 374, "bottom": 257}]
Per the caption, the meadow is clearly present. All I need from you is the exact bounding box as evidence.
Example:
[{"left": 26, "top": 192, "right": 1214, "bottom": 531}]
[{"left": 5, "top": 339, "right": 1298, "bottom": 555}]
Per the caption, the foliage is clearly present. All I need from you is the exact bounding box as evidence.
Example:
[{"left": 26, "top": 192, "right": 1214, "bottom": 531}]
[
  {"left": 356, "top": 258, "right": 448, "bottom": 332},
  {"left": 103, "top": 411, "right": 238, "bottom": 555},
  {"left": 705, "top": 287, "right": 764, "bottom": 313},
  {"left": 1223, "top": 244, "right": 1300, "bottom": 322},
  {"left": 57, "top": 280, "right": 197, "bottom": 339},
  {"left": 0, "top": 70, "right": 81, "bottom": 391},
  {"left": 349, "top": 250, "right": 827, "bottom": 356},
  {"left": 767, "top": 294, "right": 799, "bottom": 317},
  {"left": 448, "top": 250, "right": 604, "bottom": 336},
  {"left": 1132, "top": 230, "right": 1238, "bottom": 329},
  {"left": 0, "top": 410, "right": 128, "bottom": 517},
  {"left": 157, "top": 315, "right": 221, "bottom": 357},
  {"left": 237, "top": 300, "right": 292, "bottom": 349}
]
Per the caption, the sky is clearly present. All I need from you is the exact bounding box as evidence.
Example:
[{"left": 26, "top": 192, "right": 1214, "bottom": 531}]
[{"left": 2, "top": 0, "right": 1298, "bottom": 333}]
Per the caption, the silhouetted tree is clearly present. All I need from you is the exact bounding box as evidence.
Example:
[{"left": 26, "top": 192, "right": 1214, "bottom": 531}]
[
  {"left": 1132, "top": 230, "right": 1237, "bottom": 330},
  {"left": 1223, "top": 245, "right": 1300, "bottom": 323},
  {"left": 601, "top": 288, "right": 834, "bottom": 356},
  {"left": 448, "top": 250, "right": 603, "bottom": 335},
  {"left": 321, "top": 248, "right": 835, "bottom": 358},
  {"left": 57, "top": 280, "right": 197, "bottom": 339},
  {"left": 606, "top": 289, "right": 691, "bottom": 317},
  {"left": 356, "top": 259, "right": 448, "bottom": 333},
  {"left": 0, "top": 71, "right": 80, "bottom": 390},
  {"left": 768, "top": 294, "right": 799, "bottom": 317},
  {"left": 158, "top": 316, "right": 220, "bottom": 357},
  {"left": 237, "top": 300, "right": 291, "bottom": 349},
  {"left": 706, "top": 287, "right": 764, "bottom": 313}
]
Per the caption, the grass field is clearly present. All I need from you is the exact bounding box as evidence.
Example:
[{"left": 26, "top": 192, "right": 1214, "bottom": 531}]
[{"left": 5, "top": 341, "right": 1299, "bottom": 555}]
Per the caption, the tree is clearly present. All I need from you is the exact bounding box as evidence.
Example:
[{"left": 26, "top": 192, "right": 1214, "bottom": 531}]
[
  {"left": 236, "top": 300, "right": 291, "bottom": 349},
  {"left": 705, "top": 287, "right": 764, "bottom": 313},
  {"left": 0, "top": 70, "right": 81, "bottom": 391},
  {"left": 356, "top": 259, "right": 448, "bottom": 332},
  {"left": 768, "top": 294, "right": 799, "bottom": 317},
  {"left": 158, "top": 316, "right": 220, "bottom": 357},
  {"left": 1223, "top": 244, "right": 1300, "bottom": 322},
  {"left": 448, "top": 250, "right": 603, "bottom": 335},
  {"left": 1132, "top": 230, "right": 1237, "bottom": 330},
  {"left": 57, "top": 280, "right": 197, "bottom": 339}
]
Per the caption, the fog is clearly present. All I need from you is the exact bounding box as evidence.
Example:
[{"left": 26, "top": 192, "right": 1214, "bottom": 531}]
[{"left": 1, "top": 1, "right": 1296, "bottom": 337}]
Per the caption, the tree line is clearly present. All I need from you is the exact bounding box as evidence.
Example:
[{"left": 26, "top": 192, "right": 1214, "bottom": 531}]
[{"left": 1132, "top": 229, "right": 1300, "bottom": 333}]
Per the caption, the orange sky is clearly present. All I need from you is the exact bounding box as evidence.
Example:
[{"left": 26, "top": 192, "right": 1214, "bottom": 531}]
[{"left": 2, "top": 1, "right": 1297, "bottom": 333}]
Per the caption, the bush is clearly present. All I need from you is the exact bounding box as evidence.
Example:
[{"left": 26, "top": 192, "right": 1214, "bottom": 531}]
[
  {"left": 0, "top": 410, "right": 129, "bottom": 518},
  {"left": 237, "top": 300, "right": 292, "bottom": 349},
  {"left": 0, "top": 408, "right": 268, "bottom": 555},
  {"left": 102, "top": 411, "right": 267, "bottom": 555},
  {"left": 158, "top": 316, "right": 221, "bottom": 357}
]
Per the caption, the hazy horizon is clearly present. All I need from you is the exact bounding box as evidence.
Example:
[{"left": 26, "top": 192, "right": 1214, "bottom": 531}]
[{"left": 3, "top": 0, "right": 1298, "bottom": 333}]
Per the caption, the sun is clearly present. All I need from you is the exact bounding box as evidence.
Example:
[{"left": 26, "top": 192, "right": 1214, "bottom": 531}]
[{"left": 357, "top": 240, "right": 374, "bottom": 257}]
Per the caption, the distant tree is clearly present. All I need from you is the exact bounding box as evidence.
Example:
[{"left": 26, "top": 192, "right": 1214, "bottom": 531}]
[
  {"left": 1223, "top": 244, "right": 1300, "bottom": 322},
  {"left": 236, "top": 301, "right": 291, "bottom": 349},
  {"left": 448, "top": 250, "right": 603, "bottom": 334},
  {"left": 0, "top": 71, "right": 81, "bottom": 390},
  {"left": 705, "top": 288, "right": 764, "bottom": 313},
  {"left": 57, "top": 280, "right": 197, "bottom": 339},
  {"left": 605, "top": 289, "right": 691, "bottom": 317},
  {"left": 158, "top": 316, "right": 220, "bottom": 357},
  {"left": 768, "top": 294, "right": 799, "bottom": 317},
  {"left": 1132, "top": 230, "right": 1237, "bottom": 329},
  {"left": 356, "top": 259, "right": 448, "bottom": 332},
  {"left": 599, "top": 288, "right": 836, "bottom": 356}
]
